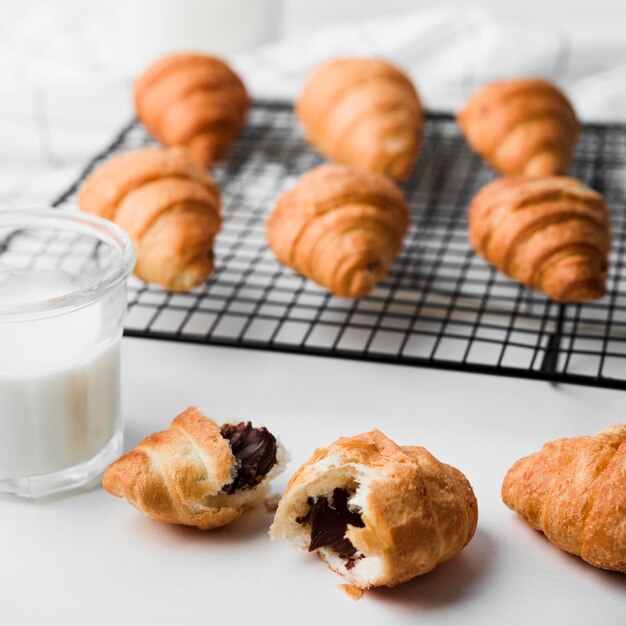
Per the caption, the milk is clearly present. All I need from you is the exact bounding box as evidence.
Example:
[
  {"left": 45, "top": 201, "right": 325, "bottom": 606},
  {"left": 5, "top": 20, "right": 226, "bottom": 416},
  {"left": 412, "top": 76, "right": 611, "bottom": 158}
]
[{"left": 0, "top": 270, "right": 121, "bottom": 477}]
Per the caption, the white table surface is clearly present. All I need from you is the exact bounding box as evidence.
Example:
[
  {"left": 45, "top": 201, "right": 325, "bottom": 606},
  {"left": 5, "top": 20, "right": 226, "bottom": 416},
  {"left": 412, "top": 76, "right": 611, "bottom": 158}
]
[
  {"left": 1, "top": 3, "right": 625, "bottom": 623},
  {"left": 1, "top": 338, "right": 624, "bottom": 626}
]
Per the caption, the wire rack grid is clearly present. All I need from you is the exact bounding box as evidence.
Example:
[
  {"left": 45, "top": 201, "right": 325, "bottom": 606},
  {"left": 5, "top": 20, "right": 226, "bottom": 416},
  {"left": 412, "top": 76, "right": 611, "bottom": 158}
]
[{"left": 40, "top": 100, "right": 626, "bottom": 389}]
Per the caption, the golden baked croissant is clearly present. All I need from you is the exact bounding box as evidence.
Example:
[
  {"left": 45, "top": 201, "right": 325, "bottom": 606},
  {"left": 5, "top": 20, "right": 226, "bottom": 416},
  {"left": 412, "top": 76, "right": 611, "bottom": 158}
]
[
  {"left": 271, "top": 430, "right": 478, "bottom": 589},
  {"left": 103, "top": 407, "right": 285, "bottom": 530},
  {"left": 457, "top": 78, "right": 580, "bottom": 176},
  {"left": 297, "top": 58, "right": 424, "bottom": 179},
  {"left": 134, "top": 52, "right": 249, "bottom": 165},
  {"left": 502, "top": 425, "right": 626, "bottom": 573},
  {"left": 267, "top": 164, "right": 410, "bottom": 298},
  {"left": 469, "top": 176, "right": 610, "bottom": 302},
  {"left": 79, "top": 147, "right": 221, "bottom": 292}
]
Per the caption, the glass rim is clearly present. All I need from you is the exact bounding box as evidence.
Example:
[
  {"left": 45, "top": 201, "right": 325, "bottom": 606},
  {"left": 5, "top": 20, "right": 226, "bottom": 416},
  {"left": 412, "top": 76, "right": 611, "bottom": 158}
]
[{"left": 0, "top": 209, "right": 135, "bottom": 320}]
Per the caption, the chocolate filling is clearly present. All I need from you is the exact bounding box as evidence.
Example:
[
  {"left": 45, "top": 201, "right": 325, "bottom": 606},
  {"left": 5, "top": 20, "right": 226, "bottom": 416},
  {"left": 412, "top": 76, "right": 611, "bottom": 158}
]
[
  {"left": 296, "top": 488, "right": 365, "bottom": 569},
  {"left": 220, "top": 422, "right": 277, "bottom": 494}
]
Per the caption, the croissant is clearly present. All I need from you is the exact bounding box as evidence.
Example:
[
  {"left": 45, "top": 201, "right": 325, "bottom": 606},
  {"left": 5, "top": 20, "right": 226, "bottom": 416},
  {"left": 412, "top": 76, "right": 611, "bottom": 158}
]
[
  {"left": 297, "top": 58, "right": 424, "bottom": 179},
  {"left": 468, "top": 176, "right": 610, "bottom": 302},
  {"left": 267, "top": 164, "right": 409, "bottom": 298},
  {"left": 271, "top": 430, "right": 477, "bottom": 589},
  {"left": 134, "top": 52, "right": 249, "bottom": 165},
  {"left": 457, "top": 78, "right": 580, "bottom": 176},
  {"left": 103, "top": 407, "right": 285, "bottom": 530},
  {"left": 79, "top": 147, "right": 221, "bottom": 292},
  {"left": 502, "top": 425, "right": 626, "bottom": 573}
]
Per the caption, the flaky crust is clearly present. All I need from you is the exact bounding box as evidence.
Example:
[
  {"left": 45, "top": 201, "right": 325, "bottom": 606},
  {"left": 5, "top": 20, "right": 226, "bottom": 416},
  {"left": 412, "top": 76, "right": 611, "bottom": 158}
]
[
  {"left": 502, "top": 425, "right": 626, "bottom": 573},
  {"left": 78, "top": 147, "right": 221, "bottom": 292},
  {"left": 103, "top": 407, "right": 282, "bottom": 530},
  {"left": 297, "top": 58, "right": 423, "bottom": 179},
  {"left": 267, "top": 164, "right": 409, "bottom": 298},
  {"left": 134, "top": 53, "right": 249, "bottom": 165},
  {"left": 271, "top": 430, "right": 478, "bottom": 588},
  {"left": 457, "top": 78, "right": 580, "bottom": 176},
  {"left": 469, "top": 176, "right": 610, "bottom": 302}
]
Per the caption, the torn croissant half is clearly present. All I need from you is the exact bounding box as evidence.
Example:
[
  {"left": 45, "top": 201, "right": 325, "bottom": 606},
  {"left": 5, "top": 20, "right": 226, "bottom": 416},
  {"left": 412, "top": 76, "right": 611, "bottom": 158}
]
[
  {"left": 270, "top": 430, "right": 478, "bottom": 589},
  {"left": 102, "top": 407, "right": 286, "bottom": 529}
]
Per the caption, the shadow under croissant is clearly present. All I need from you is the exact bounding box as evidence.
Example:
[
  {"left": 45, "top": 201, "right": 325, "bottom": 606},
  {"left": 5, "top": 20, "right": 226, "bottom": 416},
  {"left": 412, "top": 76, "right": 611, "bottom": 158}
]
[
  {"left": 511, "top": 517, "right": 626, "bottom": 592},
  {"left": 127, "top": 500, "right": 274, "bottom": 546},
  {"left": 367, "top": 528, "right": 496, "bottom": 608}
]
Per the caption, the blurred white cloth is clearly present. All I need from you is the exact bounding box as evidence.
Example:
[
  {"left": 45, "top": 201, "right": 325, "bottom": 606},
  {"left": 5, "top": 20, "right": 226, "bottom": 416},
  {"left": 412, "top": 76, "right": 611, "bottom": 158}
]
[
  {"left": 1, "top": 2, "right": 626, "bottom": 209},
  {"left": 235, "top": 6, "right": 626, "bottom": 121}
]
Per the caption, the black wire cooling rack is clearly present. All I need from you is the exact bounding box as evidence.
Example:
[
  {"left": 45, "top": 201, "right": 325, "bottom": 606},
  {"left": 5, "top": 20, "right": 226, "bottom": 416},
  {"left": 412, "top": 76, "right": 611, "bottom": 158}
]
[{"left": 49, "top": 100, "right": 626, "bottom": 390}]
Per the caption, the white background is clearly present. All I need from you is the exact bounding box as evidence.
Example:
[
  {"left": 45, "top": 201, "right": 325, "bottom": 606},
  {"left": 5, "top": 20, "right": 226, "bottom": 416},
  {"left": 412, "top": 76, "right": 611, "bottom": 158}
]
[{"left": 1, "top": 1, "right": 626, "bottom": 624}]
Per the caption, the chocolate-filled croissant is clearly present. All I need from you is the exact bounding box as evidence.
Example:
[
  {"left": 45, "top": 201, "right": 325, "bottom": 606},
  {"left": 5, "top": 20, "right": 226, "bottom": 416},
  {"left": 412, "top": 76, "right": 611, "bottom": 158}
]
[
  {"left": 267, "top": 164, "right": 410, "bottom": 298},
  {"left": 103, "top": 407, "right": 286, "bottom": 529},
  {"left": 502, "top": 425, "right": 626, "bottom": 573},
  {"left": 271, "top": 430, "right": 478, "bottom": 589},
  {"left": 134, "top": 52, "right": 249, "bottom": 165},
  {"left": 457, "top": 78, "right": 579, "bottom": 176},
  {"left": 79, "top": 147, "right": 221, "bottom": 292},
  {"left": 469, "top": 176, "right": 610, "bottom": 302},
  {"left": 297, "top": 58, "right": 424, "bottom": 179}
]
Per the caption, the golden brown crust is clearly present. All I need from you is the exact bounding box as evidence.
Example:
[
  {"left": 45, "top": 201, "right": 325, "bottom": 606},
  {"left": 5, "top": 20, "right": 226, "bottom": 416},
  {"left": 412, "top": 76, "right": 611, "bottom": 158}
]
[
  {"left": 468, "top": 176, "right": 610, "bottom": 302},
  {"left": 297, "top": 58, "right": 424, "bottom": 179},
  {"left": 271, "top": 430, "right": 478, "bottom": 588},
  {"left": 134, "top": 52, "right": 249, "bottom": 165},
  {"left": 502, "top": 424, "right": 626, "bottom": 573},
  {"left": 103, "top": 407, "right": 281, "bottom": 530},
  {"left": 457, "top": 78, "right": 580, "bottom": 176},
  {"left": 78, "top": 147, "right": 221, "bottom": 292},
  {"left": 267, "top": 164, "right": 409, "bottom": 298}
]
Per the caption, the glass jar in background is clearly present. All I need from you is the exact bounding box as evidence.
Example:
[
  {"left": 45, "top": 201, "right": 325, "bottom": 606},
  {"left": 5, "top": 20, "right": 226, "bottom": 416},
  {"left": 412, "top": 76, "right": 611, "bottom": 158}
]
[
  {"left": 0, "top": 210, "right": 135, "bottom": 498},
  {"left": 91, "top": 0, "right": 283, "bottom": 79}
]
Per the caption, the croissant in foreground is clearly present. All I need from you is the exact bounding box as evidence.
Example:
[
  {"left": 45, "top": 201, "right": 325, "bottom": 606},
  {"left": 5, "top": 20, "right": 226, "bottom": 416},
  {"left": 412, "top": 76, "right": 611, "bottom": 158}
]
[
  {"left": 134, "top": 52, "right": 249, "bottom": 165},
  {"left": 103, "top": 407, "right": 285, "bottom": 529},
  {"left": 267, "top": 164, "right": 410, "bottom": 298},
  {"left": 469, "top": 176, "right": 610, "bottom": 302},
  {"left": 79, "top": 147, "right": 221, "bottom": 292},
  {"left": 297, "top": 58, "right": 424, "bottom": 179},
  {"left": 270, "top": 430, "right": 478, "bottom": 589},
  {"left": 457, "top": 78, "right": 579, "bottom": 176},
  {"left": 502, "top": 425, "right": 626, "bottom": 573}
]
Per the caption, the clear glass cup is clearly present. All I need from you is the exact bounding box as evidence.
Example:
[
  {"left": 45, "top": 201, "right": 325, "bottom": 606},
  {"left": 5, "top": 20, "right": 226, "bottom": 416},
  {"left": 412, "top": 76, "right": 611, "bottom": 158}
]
[{"left": 0, "top": 210, "right": 135, "bottom": 498}]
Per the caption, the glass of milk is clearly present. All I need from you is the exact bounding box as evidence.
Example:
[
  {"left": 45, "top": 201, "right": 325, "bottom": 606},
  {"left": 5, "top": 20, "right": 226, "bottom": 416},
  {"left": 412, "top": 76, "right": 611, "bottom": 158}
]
[{"left": 0, "top": 210, "right": 135, "bottom": 498}]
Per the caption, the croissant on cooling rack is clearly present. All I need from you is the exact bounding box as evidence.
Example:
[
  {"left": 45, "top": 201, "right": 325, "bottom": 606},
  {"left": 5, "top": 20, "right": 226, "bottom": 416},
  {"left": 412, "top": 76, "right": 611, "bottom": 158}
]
[
  {"left": 271, "top": 430, "right": 478, "bottom": 588},
  {"left": 79, "top": 147, "right": 221, "bottom": 292},
  {"left": 103, "top": 407, "right": 285, "bottom": 529},
  {"left": 468, "top": 176, "right": 610, "bottom": 302},
  {"left": 502, "top": 425, "right": 626, "bottom": 573},
  {"left": 267, "top": 164, "right": 410, "bottom": 299},
  {"left": 297, "top": 58, "right": 424, "bottom": 180},
  {"left": 134, "top": 52, "right": 249, "bottom": 165},
  {"left": 457, "top": 78, "right": 580, "bottom": 176}
]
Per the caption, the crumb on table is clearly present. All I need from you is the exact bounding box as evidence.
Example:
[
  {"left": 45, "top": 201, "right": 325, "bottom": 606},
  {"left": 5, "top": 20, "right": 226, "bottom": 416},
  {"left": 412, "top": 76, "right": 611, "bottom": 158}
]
[{"left": 338, "top": 584, "right": 363, "bottom": 600}]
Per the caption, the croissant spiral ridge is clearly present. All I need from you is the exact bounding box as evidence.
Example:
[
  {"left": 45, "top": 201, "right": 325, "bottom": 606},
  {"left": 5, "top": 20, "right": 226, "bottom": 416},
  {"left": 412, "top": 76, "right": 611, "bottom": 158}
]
[
  {"left": 502, "top": 424, "right": 626, "bottom": 572},
  {"left": 297, "top": 57, "right": 424, "bottom": 179},
  {"left": 134, "top": 52, "right": 249, "bottom": 165},
  {"left": 457, "top": 78, "right": 580, "bottom": 176},
  {"left": 469, "top": 176, "right": 610, "bottom": 302},
  {"left": 79, "top": 147, "right": 221, "bottom": 292},
  {"left": 267, "top": 164, "right": 410, "bottom": 298}
]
